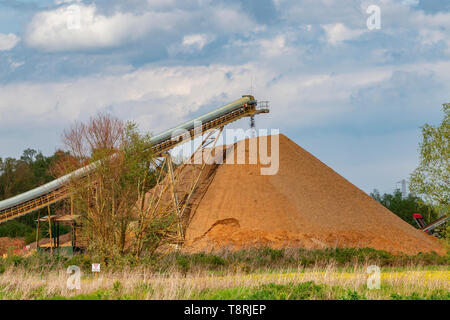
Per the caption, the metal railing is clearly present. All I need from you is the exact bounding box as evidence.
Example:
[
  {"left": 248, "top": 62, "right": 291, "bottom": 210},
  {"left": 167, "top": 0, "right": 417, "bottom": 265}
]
[{"left": 256, "top": 100, "right": 270, "bottom": 111}]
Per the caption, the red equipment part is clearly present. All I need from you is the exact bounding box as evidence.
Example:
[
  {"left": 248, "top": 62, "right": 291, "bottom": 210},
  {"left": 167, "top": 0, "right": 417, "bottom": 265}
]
[
  {"left": 412, "top": 213, "right": 449, "bottom": 237},
  {"left": 412, "top": 213, "right": 428, "bottom": 229}
]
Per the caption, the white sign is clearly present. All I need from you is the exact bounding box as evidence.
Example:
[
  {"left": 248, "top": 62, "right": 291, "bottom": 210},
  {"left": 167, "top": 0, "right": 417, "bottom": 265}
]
[{"left": 92, "top": 263, "right": 101, "bottom": 273}]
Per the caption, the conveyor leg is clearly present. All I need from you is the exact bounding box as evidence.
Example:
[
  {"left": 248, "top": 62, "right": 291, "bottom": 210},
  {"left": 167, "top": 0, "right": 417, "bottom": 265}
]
[
  {"left": 178, "top": 126, "right": 224, "bottom": 222},
  {"left": 166, "top": 154, "right": 183, "bottom": 249}
]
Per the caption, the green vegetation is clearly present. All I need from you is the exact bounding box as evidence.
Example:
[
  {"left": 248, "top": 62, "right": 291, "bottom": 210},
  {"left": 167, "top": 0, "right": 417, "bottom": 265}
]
[
  {"left": 167, "top": 247, "right": 448, "bottom": 275},
  {"left": 52, "top": 114, "right": 179, "bottom": 258},
  {"left": 195, "top": 282, "right": 326, "bottom": 300},
  {"left": 409, "top": 103, "right": 449, "bottom": 242},
  {"left": 0, "top": 247, "right": 448, "bottom": 300},
  {"left": 196, "top": 283, "right": 449, "bottom": 301},
  {"left": 1, "top": 279, "right": 448, "bottom": 300},
  {"left": 371, "top": 189, "right": 439, "bottom": 227},
  {"left": 390, "top": 290, "right": 450, "bottom": 300},
  {"left": 1, "top": 247, "right": 447, "bottom": 276},
  {"left": 0, "top": 148, "right": 57, "bottom": 200},
  {"left": 410, "top": 103, "right": 449, "bottom": 210},
  {"left": 0, "top": 220, "right": 33, "bottom": 238},
  {"left": 0, "top": 149, "right": 70, "bottom": 241},
  {"left": 371, "top": 104, "right": 449, "bottom": 242},
  {"left": 0, "top": 115, "right": 164, "bottom": 258}
]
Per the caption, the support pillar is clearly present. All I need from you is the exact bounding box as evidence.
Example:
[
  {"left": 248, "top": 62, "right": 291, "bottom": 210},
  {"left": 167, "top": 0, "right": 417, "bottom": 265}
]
[{"left": 47, "top": 205, "right": 53, "bottom": 255}]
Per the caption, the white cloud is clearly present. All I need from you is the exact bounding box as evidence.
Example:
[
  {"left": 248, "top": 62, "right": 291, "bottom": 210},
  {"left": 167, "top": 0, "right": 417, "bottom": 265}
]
[
  {"left": 25, "top": 3, "right": 257, "bottom": 52},
  {"left": 259, "top": 35, "right": 289, "bottom": 58},
  {"left": 9, "top": 60, "right": 25, "bottom": 71},
  {"left": 3, "top": 59, "right": 448, "bottom": 136},
  {"left": 401, "top": 0, "right": 420, "bottom": 7},
  {"left": 419, "top": 29, "right": 446, "bottom": 45},
  {"left": 0, "top": 33, "right": 20, "bottom": 51},
  {"left": 0, "top": 64, "right": 267, "bottom": 134},
  {"left": 211, "top": 7, "right": 256, "bottom": 34},
  {"left": 25, "top": 4, "right": 181, "bottom": 51},
  {"left": 168, "top": 33, "right": 215, "bottom": 56},
  {"left": 54, "top": 0, "right": 82, "bottom": 4},
  {"left": 1, "top": 61, "right": 371, "bottom": 134},
  {"left": 322, "top": 23, "right": 366, "bottom": 45},
  {"left": 182, "top": 34, "right": 213, "bottom": 50},
  {"left": 146, "top": 0, "right": 177, "bottom": 9},
  {"left": 409, "top": 11, "right": 450, "bottom": 51},
  {"left": 225, "top": 33, "right": 295, "bottom": 61}
]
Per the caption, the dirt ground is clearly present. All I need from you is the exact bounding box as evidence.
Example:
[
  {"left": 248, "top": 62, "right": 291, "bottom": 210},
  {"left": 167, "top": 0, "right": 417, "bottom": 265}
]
[
  {"left": 26, "top": 233, "right": 72, "bottom": 250},
  {"left": 0, "top": 237, "right": 25, "bottom": 255}
]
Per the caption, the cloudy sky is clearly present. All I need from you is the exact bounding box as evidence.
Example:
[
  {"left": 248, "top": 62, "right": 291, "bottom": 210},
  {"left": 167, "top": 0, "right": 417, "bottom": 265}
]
[{"left": 0, "top": 0, "right": 449, "bottom": 194}]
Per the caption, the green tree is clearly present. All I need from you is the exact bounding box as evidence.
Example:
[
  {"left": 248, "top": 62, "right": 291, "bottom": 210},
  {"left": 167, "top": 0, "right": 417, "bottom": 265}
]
[
  {"left": 0, "top": 149, "right": 65, "bottom": 238},
  {"left": 410, "top": 103, "right": 449, "bottom": 210},
  {"left": 371, "top": 189, "right": 439, "bottom": 226},
  {"left": 56, "top": 114, "right": 168, "bottom": 258}
]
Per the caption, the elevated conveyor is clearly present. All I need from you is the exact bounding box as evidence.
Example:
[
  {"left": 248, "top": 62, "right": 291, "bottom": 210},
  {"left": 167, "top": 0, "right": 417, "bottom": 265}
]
[
  {"left": 413, "top": 213, "right": 449, "bottom": 236},
  {"left": 0, "top": 95, "right": 269, "bottom": 224}
]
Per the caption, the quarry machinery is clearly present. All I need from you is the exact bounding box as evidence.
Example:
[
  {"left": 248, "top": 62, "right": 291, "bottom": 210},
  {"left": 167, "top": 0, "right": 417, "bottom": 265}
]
[
  {"left": 0, "top": 95, "right": 269, "bottom": 226},
  {"left": 412, "top": 213, "right": 449, "bottom": 237}
]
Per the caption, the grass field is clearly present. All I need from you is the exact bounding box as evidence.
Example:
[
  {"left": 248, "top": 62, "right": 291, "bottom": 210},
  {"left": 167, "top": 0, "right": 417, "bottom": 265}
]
[
  {"left": 0, "top": 267, "right": 448, "bottom": 300},
  {"left": 0, "top": 248, "right": 448, "bottom": 300}
]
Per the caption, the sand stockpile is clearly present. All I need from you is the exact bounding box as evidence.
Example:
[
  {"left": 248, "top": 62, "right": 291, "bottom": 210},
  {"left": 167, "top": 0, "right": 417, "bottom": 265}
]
[{"left": 148, "top": 134, "right": 445, "bottom": 255}]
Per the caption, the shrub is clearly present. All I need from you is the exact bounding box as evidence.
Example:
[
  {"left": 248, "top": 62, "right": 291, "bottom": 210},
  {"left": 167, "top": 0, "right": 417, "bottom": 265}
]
[
  {"left": 176, "top": 256, "right": 190, "bottom": 275},
  {"left": 198, "top": 282, "right": 325, "bottom": 300},
  {"left": 340, "top": 290, "right": 366, "bottom": 300},
  {"left": 7, "top": 254, "right": 24, "bottom": 266},
  {"left": 191, "top": 253, "right": 226, "bottom": 268},
  {"left": 250, "top": 282, "right": 324, "bottom": 300},
  {"left": 113, "top": 281, "right": 122, "bottom": 292},
  {"left": 262, "top": 247, "right": 284, "bottom": 261},
  {"left": 0, "top": 221, "right": 32, "bottom": 238},
  {"left": 24, "top": 229, "right": 46, "bottom": 245},
  {"left": 64, "top": 254, "right": 92, "bottom": 272}
]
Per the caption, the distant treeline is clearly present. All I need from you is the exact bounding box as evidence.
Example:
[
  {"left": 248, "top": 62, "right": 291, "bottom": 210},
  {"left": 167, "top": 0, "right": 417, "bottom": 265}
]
[
  {"left": 0, "top": 149, "right": 69, "bottom": 243},
  {"left": 370, "top": 189, "right": 439, "bottom": 227}
]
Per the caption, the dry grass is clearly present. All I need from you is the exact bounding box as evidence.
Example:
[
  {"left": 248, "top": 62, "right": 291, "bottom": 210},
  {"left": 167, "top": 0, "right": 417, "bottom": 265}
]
[{"left": 0, "top": 263, "right": 448, "bottom": 300}]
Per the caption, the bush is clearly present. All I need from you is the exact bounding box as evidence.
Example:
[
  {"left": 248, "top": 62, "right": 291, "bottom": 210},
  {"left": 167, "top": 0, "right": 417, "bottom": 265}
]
[
  {"left": 0, "top": 221, "right": 32, "bottom": 238},
  {"left": 340, "top": 290, "right": 366, "bottom": 300},
  {"left": 64, "top": 254, "right": 92, "bottom": 272},
  {"left": 176, "top": 256, "right": 190, "bottom": 275},
  {"left": 262, "top": 247, "right": 284, "bottom": 261},
  {"left": 191, "top": 253, "right": 226, "bottom": 268},
  {"left": 2, "top": 252, "right": 68, "bottom": 272},
  {"left": 24, "top": 229, "right": 46, "bottom": 245},
  {"left": 198, "top": 282, "right": 325, "bottom": 300},
  {"left": 250, "top": 282, "right": 324, "bottom": 300},
  {"left": 4, "top": 254, "right": 24, "bottom": 267},
  {"left": 2, "top": 247, "right": 448, "bottom": 275}
]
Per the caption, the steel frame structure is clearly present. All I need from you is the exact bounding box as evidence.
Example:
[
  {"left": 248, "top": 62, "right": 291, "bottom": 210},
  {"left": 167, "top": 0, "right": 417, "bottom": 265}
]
[{"left": 144, "top": 127, "right": 225, "bottom": 249}]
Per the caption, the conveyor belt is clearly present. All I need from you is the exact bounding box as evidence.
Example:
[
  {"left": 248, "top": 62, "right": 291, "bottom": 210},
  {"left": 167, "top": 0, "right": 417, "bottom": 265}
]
[{"left": 0, "top": 96, "right": 269, "bottom": 223}]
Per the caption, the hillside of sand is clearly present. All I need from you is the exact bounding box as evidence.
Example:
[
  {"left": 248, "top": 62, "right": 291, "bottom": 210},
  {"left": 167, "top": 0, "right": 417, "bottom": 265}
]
[{"left": 146, "top": 134, "right": 445, "bottom": 255}]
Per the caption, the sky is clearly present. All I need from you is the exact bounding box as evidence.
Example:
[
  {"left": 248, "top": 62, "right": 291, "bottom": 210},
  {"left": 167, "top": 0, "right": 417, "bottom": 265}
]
[{"left": 0, "top": 0, "right": 449, "bottom": 195}]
